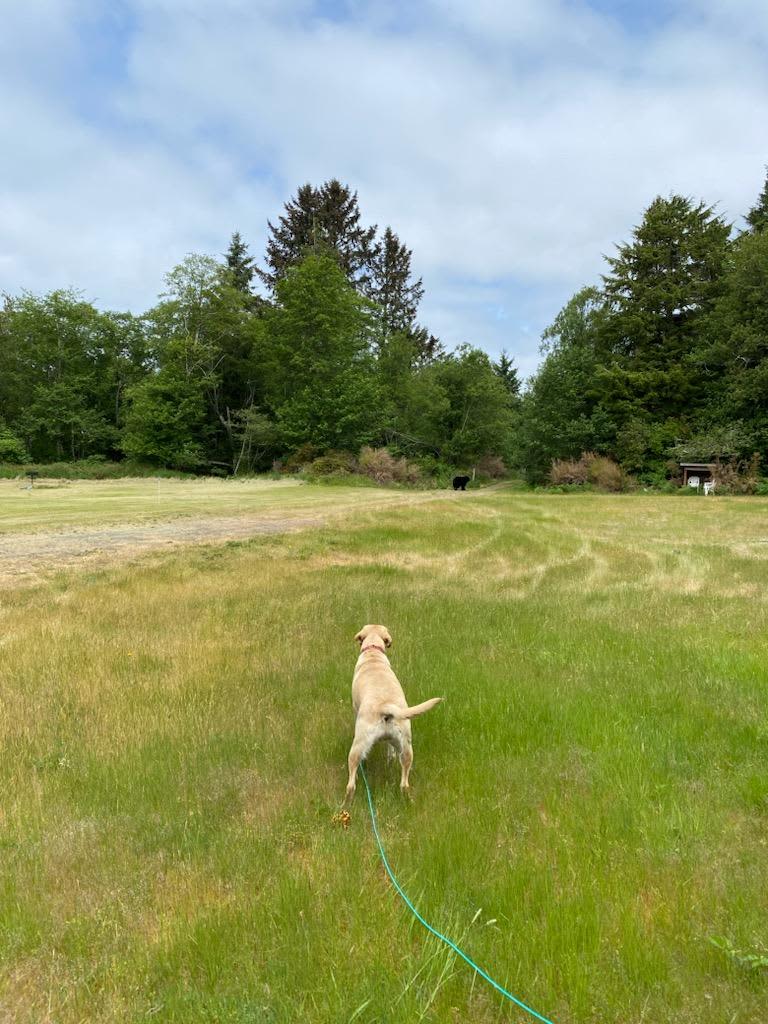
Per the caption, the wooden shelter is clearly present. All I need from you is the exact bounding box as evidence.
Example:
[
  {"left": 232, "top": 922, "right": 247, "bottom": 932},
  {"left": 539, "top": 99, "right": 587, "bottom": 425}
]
[{"left": 679, "top": 462, "right": 716, "bottom": 486}]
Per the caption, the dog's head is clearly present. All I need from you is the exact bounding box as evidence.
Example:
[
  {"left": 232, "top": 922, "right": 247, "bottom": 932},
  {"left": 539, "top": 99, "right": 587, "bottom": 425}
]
[{"left": 354, "top": 624, "right": 392, "bottom": 649}]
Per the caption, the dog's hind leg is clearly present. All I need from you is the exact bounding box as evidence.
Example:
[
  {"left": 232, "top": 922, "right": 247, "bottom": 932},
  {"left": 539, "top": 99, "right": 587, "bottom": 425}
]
[
  {"left": 399, "top": 739, "right": 413, "bottom": 795},
  {"left": 344, "top": 738, "right": 367, "bottom": 805},
  {"left": 386, "top": 738, "right": 397, "bottom": 764}
]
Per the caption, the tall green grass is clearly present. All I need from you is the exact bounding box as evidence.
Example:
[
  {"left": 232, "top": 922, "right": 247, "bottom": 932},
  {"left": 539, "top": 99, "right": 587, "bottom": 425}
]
[{"left": 1, "top": 489, "right": 767, "bottom": 1022}]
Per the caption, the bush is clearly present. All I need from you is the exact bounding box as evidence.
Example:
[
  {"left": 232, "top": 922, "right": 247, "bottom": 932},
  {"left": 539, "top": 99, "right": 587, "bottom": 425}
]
[
  {"left": 476, "top": 454, "right": 507, "bottom": 478},
  {"left": 307, "top": 451, "right": 358, "bottom": 477},
  {"left": 407, "top": 455, "right": 456, "bottom": 488},
  {"left": 549, "top": 457, "right": 587, "bottom": 486},
  {"left": 549, "top": 452, "right": 629, "bottom": 492},
  {"left": 711, "top": 454, "right": 761, "bottom": 494},
  {"left": 637, "top": 463, "right": 677, "bottom": 488},
  {"left": 281, "top": 444, "right": 320, "bottom": 473},
  {"left": 358, "top": 446, "right": 421, "bottom": 484},
  {"left": 587, "top": 454, "right": 627, "bottom": 492}
]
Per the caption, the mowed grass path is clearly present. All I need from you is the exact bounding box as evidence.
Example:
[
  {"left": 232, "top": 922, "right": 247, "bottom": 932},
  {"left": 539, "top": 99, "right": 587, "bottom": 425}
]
[
  {"left": 0, "top": 477, "right": 428, "bottom": 535},
  {"left": 2, "top": 487, "right": 768, "bottom": 1022}
]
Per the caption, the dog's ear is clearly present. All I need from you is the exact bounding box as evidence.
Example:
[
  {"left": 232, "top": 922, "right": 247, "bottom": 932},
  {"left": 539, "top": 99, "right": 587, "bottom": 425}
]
[
  {"left": 354, "top": 630, "right": 364, "bottom": 645},
  {"left": 383, "top": 630, "right": 392, "bottom": 648}
]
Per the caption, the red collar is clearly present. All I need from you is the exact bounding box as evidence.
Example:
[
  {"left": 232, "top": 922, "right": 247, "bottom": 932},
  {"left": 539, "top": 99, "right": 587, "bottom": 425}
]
[{"left": 361, "top": 643, "right": 387, "bottom": 655}]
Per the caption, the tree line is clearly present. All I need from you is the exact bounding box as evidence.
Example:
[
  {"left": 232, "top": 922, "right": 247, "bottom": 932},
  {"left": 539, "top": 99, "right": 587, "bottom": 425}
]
[
  {"left": 0, "top": 180, "right": 518, "bottom": 474},
  {"left": 2, "top": 171, "right": 767, "bottom": 484},
  {"left": 518, "top": 171, "right": 768, "bottom": 483}
]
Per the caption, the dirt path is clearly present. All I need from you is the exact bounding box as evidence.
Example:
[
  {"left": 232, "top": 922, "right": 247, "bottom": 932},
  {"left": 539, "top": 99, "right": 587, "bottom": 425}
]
[
  {"left": 0, "top": 487, "right": 467, "bottom": 587},
  {"left": 0, "top": 513, "right": 326, "bottom": 586}
]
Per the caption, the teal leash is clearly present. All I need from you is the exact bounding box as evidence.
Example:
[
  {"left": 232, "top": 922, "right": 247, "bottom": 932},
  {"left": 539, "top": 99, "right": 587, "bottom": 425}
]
[{"left": 359, "top": 765, "right": 556, "bottom": 1024}]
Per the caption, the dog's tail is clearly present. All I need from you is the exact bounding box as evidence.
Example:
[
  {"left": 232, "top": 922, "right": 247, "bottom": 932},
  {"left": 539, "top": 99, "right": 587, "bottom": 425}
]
[{"left": 382, "top": 697, "right": 443, "bottom": 722}]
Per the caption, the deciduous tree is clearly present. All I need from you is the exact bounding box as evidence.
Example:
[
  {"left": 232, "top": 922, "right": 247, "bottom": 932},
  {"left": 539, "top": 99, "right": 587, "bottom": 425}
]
[
  {"left": 263, "top": 253, "right": 383, "bottom": 451},
  {"left": 147, "top": 254, "right": 267, "bottom": 469},
  {"left": 516, "top": 288, "right": 614, "bottom": 482}
]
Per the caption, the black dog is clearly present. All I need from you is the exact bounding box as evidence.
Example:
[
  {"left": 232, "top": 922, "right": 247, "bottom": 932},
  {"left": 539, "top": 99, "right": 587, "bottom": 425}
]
[{"left": 452, "top": 475, "right": 470, "bottom": 491}]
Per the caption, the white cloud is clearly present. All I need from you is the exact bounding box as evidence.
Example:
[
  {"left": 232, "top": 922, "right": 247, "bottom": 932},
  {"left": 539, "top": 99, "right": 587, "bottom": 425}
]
[{"left": 1, "top": 0, "right": 767, "bottom": 370}]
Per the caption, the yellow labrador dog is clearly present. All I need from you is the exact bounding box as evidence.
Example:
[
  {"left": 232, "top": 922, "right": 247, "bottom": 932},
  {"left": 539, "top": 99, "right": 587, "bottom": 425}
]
[{"left": 344, "top": 624, "right": 442, "bottom": 803}]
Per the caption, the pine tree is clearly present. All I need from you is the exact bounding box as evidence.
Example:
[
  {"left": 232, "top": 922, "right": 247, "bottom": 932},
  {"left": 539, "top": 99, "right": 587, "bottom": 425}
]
[
  {"left": 257, "top": 184, "right": 317, "bottom": 292},
  {"left": 408, "top": 326, "right": 445, "bottom": 366},
  {"left": 745, "top": 169, "right": 768, "bottom": 234},
  {"left": 492, "top": 350, "right": 521, "bottom": 396},
  {"left": 316, "top": 179, "right": 377, "bottom": 287},
  {"left": 602, "top": 194, "right": 731, "bottom": 369},
  {"left": 365, "top": 227, "right": 424, "bottom": 346},
  {"left": 257, "top": 180, "right": 376, "bottom": 292},
  {"left": 224, "top": 231, "right": 255, "bottom": 293},
  {"left": 695, "top": 227, "right": 768, "bottom": 461},
  {"left": 597, "top": 195, "right": 731, "bottom": 445}
]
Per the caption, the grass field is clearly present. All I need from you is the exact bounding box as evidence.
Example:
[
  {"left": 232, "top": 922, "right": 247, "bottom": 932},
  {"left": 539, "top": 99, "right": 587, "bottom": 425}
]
[
  {"left": 0, "top": 476, "right": 424, "bottom": 535},
  {"left": 2, "top": 483, "right": 768, "bottom": 1022}
]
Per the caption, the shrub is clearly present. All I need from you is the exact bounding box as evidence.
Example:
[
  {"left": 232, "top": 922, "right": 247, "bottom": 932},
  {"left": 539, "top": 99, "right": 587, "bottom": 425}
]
[
  {"left": 358, "top": 446, "right": 421, "bottom": 484},
  {"left": 549, "top": 457, "right": 588, "bottom": 486},
  {"left": 712, "top": 454, "right": 761, "bottom": 494},
  {"left": 476, "top": 454, "right": 507, "bottom": 478},
  {"left": 586, "top": 454, "right": 627, "bottom": 492},
  {"left": 307, "top": 451, "right": 358, "bottom": 477},
  {"left": 663, "top": 459, "right": 683, "bottom": 487},
  {"left": 549, "top": 452, "right": 628, "bottom": 492},
  {"left": 408, "top": 455, "right": 456, "bottom": 487},
  {"left": 281, "top": 444, "right": 320, "bottom": 473}
]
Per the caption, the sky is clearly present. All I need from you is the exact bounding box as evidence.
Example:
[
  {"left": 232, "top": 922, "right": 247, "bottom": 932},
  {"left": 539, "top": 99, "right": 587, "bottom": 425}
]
[{"left": 1, "top": 0, "right": 767, "bottom": 378}]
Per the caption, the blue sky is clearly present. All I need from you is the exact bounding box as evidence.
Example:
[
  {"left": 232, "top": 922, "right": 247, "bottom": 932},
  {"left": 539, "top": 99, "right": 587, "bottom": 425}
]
[{"left": 2, "top": 0, "right": 767, "bottom": 378}]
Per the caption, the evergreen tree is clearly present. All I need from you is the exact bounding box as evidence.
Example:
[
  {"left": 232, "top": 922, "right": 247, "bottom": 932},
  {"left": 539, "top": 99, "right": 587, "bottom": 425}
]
[
  {"left": 745, "top": 169, "right": 768, "bottom": 234},
  {"left": 409, "top": 325, "right": 445, "bottom": 366},
  {"left": 492, "top": 350, "right": 521, "bottom": 396},
  {"left": 316, "top": 179, "right": 377, "bottom": 287},
  {"left": 694, "top": 228, "right": 768, "bottom": 460},
  {"left": 224, "top": 231, "right": 256, "bottom": 293},
  {"left": 602, "top": 195, "right": 731, "bottom": 370},
  {"left": 258, "top": 183, "right": 316, "bottom": 292},
  {"left": 258, "top": 180, "right": 376, "bottom": 292},
  {"left": 598, "top": 195, "right": 731, "bottom": 438},
  {"left": 365, "top": 227, "right": 424, "bottom": 345}
]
